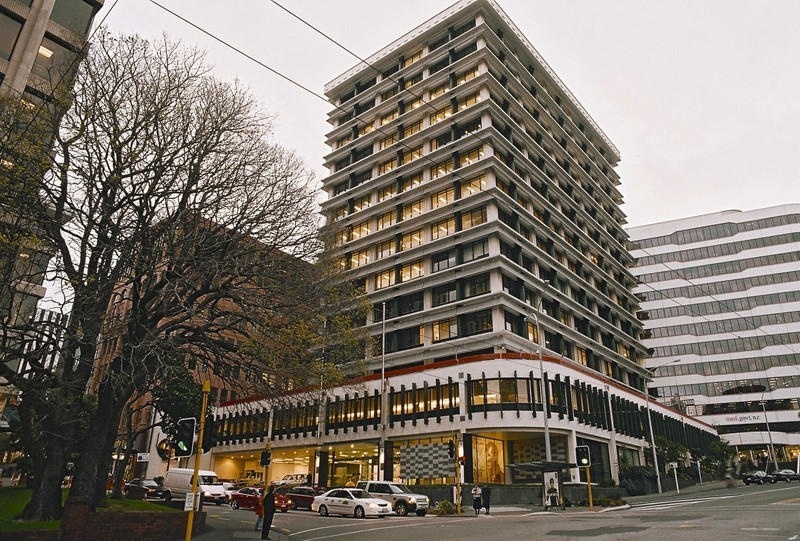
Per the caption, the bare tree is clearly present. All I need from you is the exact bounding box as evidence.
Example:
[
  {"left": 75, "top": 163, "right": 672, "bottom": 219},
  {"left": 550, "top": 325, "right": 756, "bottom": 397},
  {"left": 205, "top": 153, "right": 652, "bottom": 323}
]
[{"left": 0, "top": 30, "right": 354, "bottom": 519}]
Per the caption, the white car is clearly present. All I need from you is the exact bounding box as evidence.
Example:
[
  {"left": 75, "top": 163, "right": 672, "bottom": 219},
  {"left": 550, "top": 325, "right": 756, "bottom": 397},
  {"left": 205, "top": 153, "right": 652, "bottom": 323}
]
[
  {"left": 221, "top": 482, "right": 238, "bottom": 502},
  {"left": 272, "top": 473, "right": 308, "bottom": 486},
  {"left": 311, "top": 488, "right": 394, "bottom": 518}
]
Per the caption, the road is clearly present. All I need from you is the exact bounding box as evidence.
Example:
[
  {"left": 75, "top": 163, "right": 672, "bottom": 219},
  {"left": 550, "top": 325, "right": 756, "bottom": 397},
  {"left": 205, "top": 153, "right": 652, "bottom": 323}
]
[{"left": 194, "top": 482, "right": 800, "bottom": 541}]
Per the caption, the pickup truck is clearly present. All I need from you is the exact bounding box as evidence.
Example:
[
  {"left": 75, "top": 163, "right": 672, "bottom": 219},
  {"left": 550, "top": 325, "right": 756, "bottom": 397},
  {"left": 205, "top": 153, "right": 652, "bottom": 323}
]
[{"left": 355, "top": 480, "right": 429, "bottom": 516}]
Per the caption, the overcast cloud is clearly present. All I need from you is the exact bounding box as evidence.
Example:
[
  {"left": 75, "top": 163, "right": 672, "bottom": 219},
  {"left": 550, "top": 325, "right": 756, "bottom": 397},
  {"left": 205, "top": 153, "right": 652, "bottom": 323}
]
[{"left": 100, "top": 0, "right": 800, "bottom": 227}]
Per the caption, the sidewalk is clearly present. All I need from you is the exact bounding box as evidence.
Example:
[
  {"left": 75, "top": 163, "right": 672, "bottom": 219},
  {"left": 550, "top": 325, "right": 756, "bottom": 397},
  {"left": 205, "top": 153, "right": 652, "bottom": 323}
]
[{"left": 486, "top": 479, "right": 733, "bottom": 515}]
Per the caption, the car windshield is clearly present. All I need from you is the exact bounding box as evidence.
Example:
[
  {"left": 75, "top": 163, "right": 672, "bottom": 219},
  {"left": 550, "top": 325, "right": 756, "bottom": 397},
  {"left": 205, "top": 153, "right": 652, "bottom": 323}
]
[
  {"left": 347, "top": 489, "right": 372, "bottom": 499},
  {"left": 141, "top": 480, "right": 159, "bottom": 488},
  {"left": 199, "top": 475, "right": 221, "bottom": 485},
  {"left": 389, "top": 484, "right": 413, "bottom": 494}
]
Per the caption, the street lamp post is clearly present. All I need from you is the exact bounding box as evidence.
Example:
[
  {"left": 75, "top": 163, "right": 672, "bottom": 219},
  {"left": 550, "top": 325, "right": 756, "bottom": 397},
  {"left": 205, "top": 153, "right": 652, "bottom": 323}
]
[
  {"left": 527, "top": 311, "right": 551, "bottom": 462},
  {"left": 644, "top": 374, "right": 662, "bottom": 494},
  {"left": 379, "top": 301, "right": 387, "bottom": 481},
  {"left": 760, "top": 400, "right": 779, "bottom": 472}
]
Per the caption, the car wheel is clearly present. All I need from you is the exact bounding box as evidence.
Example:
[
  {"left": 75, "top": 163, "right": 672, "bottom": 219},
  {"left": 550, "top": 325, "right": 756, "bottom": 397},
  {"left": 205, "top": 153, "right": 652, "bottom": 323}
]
[
  {"left": 744, "top": 481, "right": 750, "bottom": 485},
  {"left": 215, "top": 501, "right": 222, "bottom": 506},
  {"left": 354, "top": 506, "right": 365, "bottom": 519},
  {"left": 231, "top": 500, "right": 239, "bottom": 509},
  {"left": 318, "top": 505, "right": 329, "bottom": 517},
  {"left": 280, "top": 509, "right": 288, "bottom": 513},
  {"left": 757, "top": 479, "right": 764, "bottom": 485},
  {"left": 416, "top": 510, "right": 427, "bottom": 517},
  {"left": 395, "top": 502, "right": 408, "bottom": 516},
  {"left": 164, "top": 492, "right": 171, "bottom": 502}
]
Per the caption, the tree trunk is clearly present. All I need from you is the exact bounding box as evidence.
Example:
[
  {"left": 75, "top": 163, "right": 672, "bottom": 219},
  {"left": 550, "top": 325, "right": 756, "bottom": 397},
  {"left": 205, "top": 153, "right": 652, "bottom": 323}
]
[
  {"left": 69, "top": 379, "right": 127, "bottom": 510},
  {"left": 20, "top": 442, "right": 69, "bottom": 520}
]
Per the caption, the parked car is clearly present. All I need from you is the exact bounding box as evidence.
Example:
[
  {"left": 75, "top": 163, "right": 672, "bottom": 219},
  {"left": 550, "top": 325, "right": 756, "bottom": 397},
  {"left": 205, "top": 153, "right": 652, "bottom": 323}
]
[
  {"left": 229, "top": 487, "right": 262, "bottom": 509},
  {"left": 124, "top": 478, "right": 170, "bottom": 501},
  {"left": 355, "top": 480, "right": 429, "bottom": 516},
  {"left": 272, "top": 473, "right": 308, "bottom": 487},
  {"left": 222, "top": 482, "right": 240, "bottom": 502},
  {"left": 742, "top": 470, "right": 777, "bottom": 485},
  {"left": 773, "top": 469, "right": 800, "bottom": 482},
  {"left": 312, "top": 488, "right": 393, "bottom": 518},
  {"left": 229, "top": 486, "right": 292, "bottom": 512},
  {"left": 282, "top": 485, "right": 322, "bottom": 510}
]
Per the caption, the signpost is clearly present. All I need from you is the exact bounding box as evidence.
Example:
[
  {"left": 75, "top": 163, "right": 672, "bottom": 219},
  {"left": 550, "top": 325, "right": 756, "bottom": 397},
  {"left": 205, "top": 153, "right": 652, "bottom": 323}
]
[{"left": 669, "top": 462, "right": 680, "bottom": 494}]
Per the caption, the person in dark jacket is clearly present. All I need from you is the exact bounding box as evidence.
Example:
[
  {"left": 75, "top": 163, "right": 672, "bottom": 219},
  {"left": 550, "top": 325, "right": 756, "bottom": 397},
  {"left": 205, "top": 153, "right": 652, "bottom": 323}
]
[
  {"left": 261, "top": 485, "right": 276, "bottom": 540},
  {"left": 482, "top": 485, "right": 492, "bottom": 514},
  {"left": 471, "top": 485, "right": 482, "bottom": 515}
]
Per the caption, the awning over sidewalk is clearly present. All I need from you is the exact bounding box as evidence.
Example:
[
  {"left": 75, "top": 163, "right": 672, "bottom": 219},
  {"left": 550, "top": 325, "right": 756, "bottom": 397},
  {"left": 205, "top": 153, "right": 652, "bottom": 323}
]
[{"left": 509, "top": 461, "right": 576, "bottom": 472}]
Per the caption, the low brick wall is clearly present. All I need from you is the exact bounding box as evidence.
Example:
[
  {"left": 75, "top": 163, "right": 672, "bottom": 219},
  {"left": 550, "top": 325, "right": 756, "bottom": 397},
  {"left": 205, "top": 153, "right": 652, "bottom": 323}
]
[
  {"left": 0, "top": 530, "right": 60, "bottom": 541},
  {"left": 59, "top": 500, "right": 205, "bottom": 541}
]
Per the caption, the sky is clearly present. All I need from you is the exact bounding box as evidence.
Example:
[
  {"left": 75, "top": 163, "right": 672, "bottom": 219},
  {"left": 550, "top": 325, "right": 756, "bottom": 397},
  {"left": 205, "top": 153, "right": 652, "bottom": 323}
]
[{"left": 97, "top": 0, "right": 800, "bottom": 228}]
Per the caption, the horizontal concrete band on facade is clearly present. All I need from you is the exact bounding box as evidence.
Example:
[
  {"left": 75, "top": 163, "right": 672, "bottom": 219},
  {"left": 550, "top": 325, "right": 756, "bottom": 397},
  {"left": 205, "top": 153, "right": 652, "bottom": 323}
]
[{"left": 198, "top": 353, "right": 717, "bottom": 486}]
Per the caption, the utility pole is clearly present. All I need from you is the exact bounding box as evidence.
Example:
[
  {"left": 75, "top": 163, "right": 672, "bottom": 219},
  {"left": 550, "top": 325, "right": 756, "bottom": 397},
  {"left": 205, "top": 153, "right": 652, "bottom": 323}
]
[
  {"left": 185, "top": 380, "right": 210, "bottom": 541},
  {"left": 454, "top": 432, "right": 462, "bottom": 515}
]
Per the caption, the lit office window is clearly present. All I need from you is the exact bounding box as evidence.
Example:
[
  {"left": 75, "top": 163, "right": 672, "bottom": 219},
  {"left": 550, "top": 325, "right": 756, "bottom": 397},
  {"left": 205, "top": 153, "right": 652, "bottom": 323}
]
[
  {"left": 431, "top": 217, "right": 456, "bottom": 240},
  {"left": 376, "top": 240, "right": 395, "bottom": 260},
  {"left": 401, "top": 229, "right": 424, "bottom": 251},
  {"left": 402, "top": 199, "right": 424, "bottom": 220},
  {"left": 350, "top": 249, "right": 370, "bottom": 268},
  {"left": 402, "top": 49, "right": 423, "bottom": 68},
  {"left": 351, "top": 221, "right": 371, "bottom": 240},
  {"left": 461, "top": 207, "right": 486, "bottom": 229},
  {"left": 376, "top": 211, "right": 396, "bottom": 230},
  {"left": 431, "top": 187, "right": 455, "bottom": 209},
  {"left": 433, "top": 318, "right": 458, "bottom": 342},
  {"left": 375, "top": 269, "right": 395, "bottom": 289},
  {"left": 461, "top": 174, "right": 487, "bottom": 196},
  {"left": 401, "top": 259, "right": 425, "bottom": 281},
  {"left": 430, "top": 159, "right": 453, "bottom": 179}
]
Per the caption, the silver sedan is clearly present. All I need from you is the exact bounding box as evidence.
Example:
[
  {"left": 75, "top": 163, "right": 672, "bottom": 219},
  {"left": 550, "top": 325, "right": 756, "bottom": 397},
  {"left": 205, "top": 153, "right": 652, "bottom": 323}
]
[{"left": 312, "top": 488, "right": 394, "bottom": 518}]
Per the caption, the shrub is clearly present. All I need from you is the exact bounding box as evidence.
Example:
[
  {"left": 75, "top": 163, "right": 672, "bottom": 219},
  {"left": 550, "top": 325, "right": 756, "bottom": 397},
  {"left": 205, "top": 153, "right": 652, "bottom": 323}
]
[{"left": 432, "top": 499, "right": 455, "bottom": 515}]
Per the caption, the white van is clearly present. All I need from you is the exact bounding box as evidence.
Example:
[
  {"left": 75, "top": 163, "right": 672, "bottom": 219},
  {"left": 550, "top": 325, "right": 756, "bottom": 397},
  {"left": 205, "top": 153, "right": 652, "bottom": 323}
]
[{"left": 163, "top": 468, "right": 226, "bottom": 505}]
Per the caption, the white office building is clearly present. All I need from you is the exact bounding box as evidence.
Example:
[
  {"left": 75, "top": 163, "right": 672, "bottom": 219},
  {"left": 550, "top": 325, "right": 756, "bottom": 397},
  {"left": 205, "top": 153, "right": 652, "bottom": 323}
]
[
  {"left": 628, "top": 205, "right": 800, "bottom": 468},
  {"left": 201, "top": 0, "right": 717, "bottom": 491}
]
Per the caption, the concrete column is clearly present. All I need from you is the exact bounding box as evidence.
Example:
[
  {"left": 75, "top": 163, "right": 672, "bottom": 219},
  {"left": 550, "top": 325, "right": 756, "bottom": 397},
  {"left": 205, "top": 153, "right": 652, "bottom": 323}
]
[{"left": 2, "top": 0, "right": 56, "bottom": 94}]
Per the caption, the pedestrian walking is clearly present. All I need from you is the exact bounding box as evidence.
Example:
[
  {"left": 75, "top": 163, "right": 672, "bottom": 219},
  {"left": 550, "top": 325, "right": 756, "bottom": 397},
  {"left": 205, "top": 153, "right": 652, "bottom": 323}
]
[
  {"left": 471, "top": 485, "right": 482, "bottom": 516},
  {"left": 254, "top": 490, "right": 264, "bottom": 530},
  {"left": 260, "top": 485, "right": 276, "bottom": 540},
  {"left": 482, "top": 485, "right": 492, "bottom": 514}
]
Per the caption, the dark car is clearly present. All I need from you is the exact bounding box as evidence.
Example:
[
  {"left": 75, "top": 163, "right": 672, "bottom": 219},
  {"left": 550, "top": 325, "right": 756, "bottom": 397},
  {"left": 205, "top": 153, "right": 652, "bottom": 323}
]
[
  {"left": 124, "top": 478, "right": 170, "bottom": 501},
  {"left": 742, "top": 470, "right": 776, "bottom": 485},
  {"left": 773, "top": 469, "right": 800, "bottom": 482},
  {"left": 283, "top": 485, "right": 322, "bottom": 510}
]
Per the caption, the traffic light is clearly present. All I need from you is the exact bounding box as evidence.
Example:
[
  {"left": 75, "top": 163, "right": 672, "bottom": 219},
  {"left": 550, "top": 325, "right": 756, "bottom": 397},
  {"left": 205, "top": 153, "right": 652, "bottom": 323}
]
[
  {"left": 576, "top": 445, "right": 591, "bottom": 467},
  {"left": 260, "top": 450, "right": 272, "bottom": 467},
  {"left": 447, "top": 439, "right": 455, "bottom": 459},
  {"left": 201, "top": 414, "right": 218, "bottom": 453},
  {"left": 174, "top": 417, "right": 196, "bottom": 457}
]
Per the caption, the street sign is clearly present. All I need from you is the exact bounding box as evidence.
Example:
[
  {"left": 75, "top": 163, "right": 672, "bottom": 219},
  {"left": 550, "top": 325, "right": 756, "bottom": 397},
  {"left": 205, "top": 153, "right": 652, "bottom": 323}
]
[
  {"left": 184, "top": 492, "right": 198, "bottom": 511},
  {"left": 669, "top": 462, "right": 678, "bottom": 469},
  {"left": 136, "top": 453, "right": 150, "bottom": 462}
]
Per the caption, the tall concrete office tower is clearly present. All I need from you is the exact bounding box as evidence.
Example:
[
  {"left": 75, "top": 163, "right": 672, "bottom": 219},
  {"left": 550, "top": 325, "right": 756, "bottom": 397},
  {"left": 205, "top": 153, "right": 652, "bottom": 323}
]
[
  {"left": 629, "top": 205, "right": 800, "bottom": 468},
  {"left": 315, "top": 0, "right": 716, "bottom": 483},
  {"left": 0, "top": 0, "right": 105, "bottom": 423}
]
